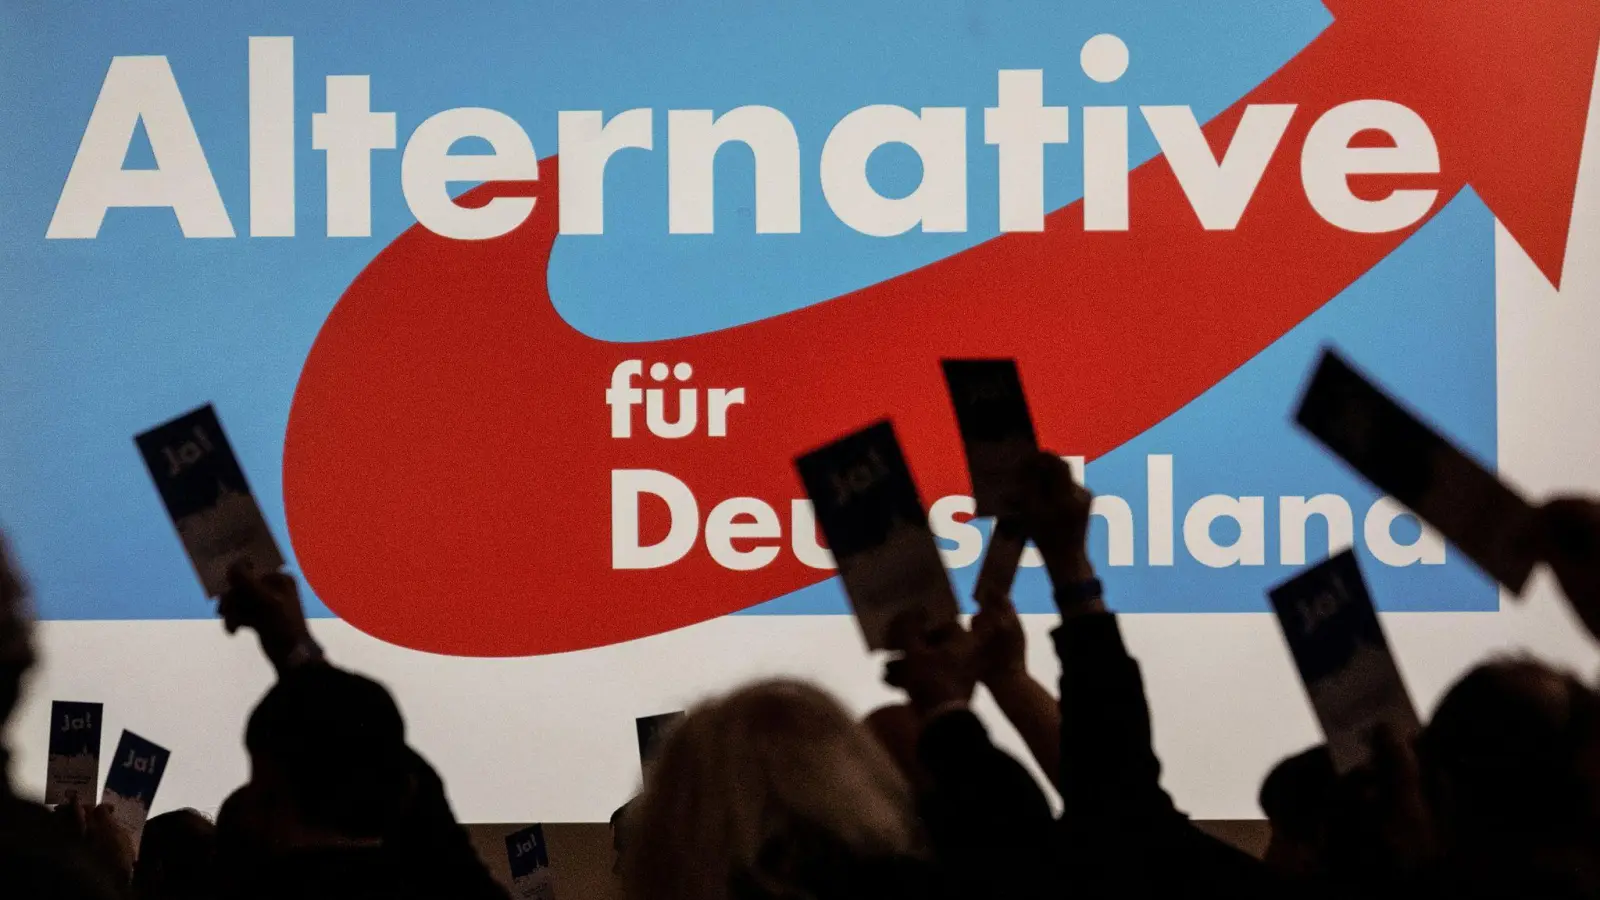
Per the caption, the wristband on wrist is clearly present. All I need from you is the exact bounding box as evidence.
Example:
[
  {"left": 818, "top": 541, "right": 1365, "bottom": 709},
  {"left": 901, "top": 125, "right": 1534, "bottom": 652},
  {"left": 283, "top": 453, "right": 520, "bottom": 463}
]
[{"left": 1054, "top": 577, "right": 1104, "bottom": 607}]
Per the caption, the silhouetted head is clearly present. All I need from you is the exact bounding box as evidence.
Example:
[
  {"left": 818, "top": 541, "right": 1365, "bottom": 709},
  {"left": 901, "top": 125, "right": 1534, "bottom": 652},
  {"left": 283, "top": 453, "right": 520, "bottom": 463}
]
[
  {"left": 624, "top": 680, "right": 923, "bottom": 900},
  {"left": 244, "top": 665, "right": 411, "bottom": 840},
  {"left": 1421, "top": 659, "right": 1600, "bottom": 886},
  {"left": 133, "top": 808, "right": 217, "bottom": 900},
  {"left": 1260, "top": 744, "right": 1337, "bottom": 878},
  {"left": 0, "top": 533, "right": 36, "bottom": 733}
]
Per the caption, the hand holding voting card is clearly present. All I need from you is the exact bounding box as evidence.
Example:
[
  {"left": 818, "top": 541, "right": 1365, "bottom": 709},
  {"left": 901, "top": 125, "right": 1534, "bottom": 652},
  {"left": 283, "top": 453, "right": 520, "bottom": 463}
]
[
  {"left": 636, "top": 711, "right": 686, "bottom": 769},
  {"left": 796, "top": 421, "right": 959, "bottom": 650},
  {"left": 1270, "top": 550, "right": 1420, "bottom": 773},
  {"left": 505, "top": 824, "right": 557, "bottom": 900},
  {"left": 102, "top": 730, "right": 169, "bottom": 847},
  {"left": 1296, "top": 349, "right": 1538, "bottom": 592},
  {"left": 45, "top": 701, "right": 102, "bottom": 806},
  {"left": 136, "top": 405, "right": 284, "bottom": 597}
]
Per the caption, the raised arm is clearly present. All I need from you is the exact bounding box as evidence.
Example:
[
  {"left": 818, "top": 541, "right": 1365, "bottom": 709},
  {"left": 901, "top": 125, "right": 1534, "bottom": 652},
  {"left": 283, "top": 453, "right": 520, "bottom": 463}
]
[
  {"left": 882, "top": 618, "right": 1056, "bottom": 899},
  {"left": 970, "top": 593, "right": 1062, "bottom": 791},
  {"left": 1017, "top": 452, "right": 1280, "bottom": 899},
  {"left": 1012, "top": 454, "right": 1167, "bottom": 825}
]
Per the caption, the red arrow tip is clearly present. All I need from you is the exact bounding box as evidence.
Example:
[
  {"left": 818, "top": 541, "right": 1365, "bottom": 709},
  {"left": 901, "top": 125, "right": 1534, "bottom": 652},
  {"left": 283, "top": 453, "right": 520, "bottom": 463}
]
[{"left": 1331, "top": 0, "right": 1600, "bottom": 288}]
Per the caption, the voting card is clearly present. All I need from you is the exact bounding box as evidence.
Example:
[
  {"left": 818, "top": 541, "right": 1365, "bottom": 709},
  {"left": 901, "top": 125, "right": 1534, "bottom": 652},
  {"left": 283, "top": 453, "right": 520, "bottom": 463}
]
[
  {"left": 505, "top": 824, "right": 556, "bottom": 900},
  {"left": 797, "top": 421, "right": 959, "bottom": 650},
  {"left": 1296, "top": 349, "right": 1538, "bottom": 592},
  {"left": 1270, "top": 550, "right": 1419, "bottom": 774},
  {"left": 635, "top": 711, "right": 686, "bottom": 768},
  {"left": 942, "top": 359, "right": 1039, "bottom": 518},
  {"left": 136, "top": 405, "right": 284, "bottom": 596},
  {"left": 45, "top": 701, "right": 102, "bottom": 806},
  {"left": 102, "top": 730, "right": 170, "bottom": 848}
]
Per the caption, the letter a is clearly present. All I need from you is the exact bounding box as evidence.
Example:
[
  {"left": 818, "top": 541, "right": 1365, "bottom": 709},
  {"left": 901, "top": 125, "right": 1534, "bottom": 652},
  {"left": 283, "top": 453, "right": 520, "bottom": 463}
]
[{"left": 48, "top": 56, "right": 234, "bottom": 238}]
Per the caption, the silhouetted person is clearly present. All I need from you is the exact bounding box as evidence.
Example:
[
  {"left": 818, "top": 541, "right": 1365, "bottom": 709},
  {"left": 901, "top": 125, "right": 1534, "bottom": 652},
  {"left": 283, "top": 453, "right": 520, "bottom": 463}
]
[
  {"left": 220, "top": 664, "right": 418, "bottom": 900},
  {"left": 1421, "top": 659, "right": 1600, "bottom": 899},
  {"left": 624, "top": 680, "right": 929, "bottom": 900},
  {"left": 1260, "top": 746, "right": 1337, "bottom": 880},
  {"left": 134, "top": 809, "right": 216, "bottom": 900},
  {"left": 215, "top": 567, "right": 506, "bottom": 900},
  {"left": 623, "top": 678, "right": 1052, "bottom": 900},
  {"left": 1015, "top": 453, "right": 1315, "bottom": 900},
  {"left": 0, "top": 532, "right": 128, "bottom": 899}
]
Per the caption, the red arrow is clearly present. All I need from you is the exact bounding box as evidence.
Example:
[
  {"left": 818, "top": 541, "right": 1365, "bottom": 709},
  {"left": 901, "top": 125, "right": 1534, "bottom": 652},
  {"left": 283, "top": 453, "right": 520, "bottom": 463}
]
[{"left": 284, "top": 0, "right": 1599, "bottom": 656}]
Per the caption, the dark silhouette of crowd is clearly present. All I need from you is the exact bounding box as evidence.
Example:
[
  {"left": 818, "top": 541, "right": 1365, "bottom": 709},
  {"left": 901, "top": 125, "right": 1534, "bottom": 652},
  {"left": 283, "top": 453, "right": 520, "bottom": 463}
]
[{"left": 5, "top": 453, "right": 1600, "bottom": 898}]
